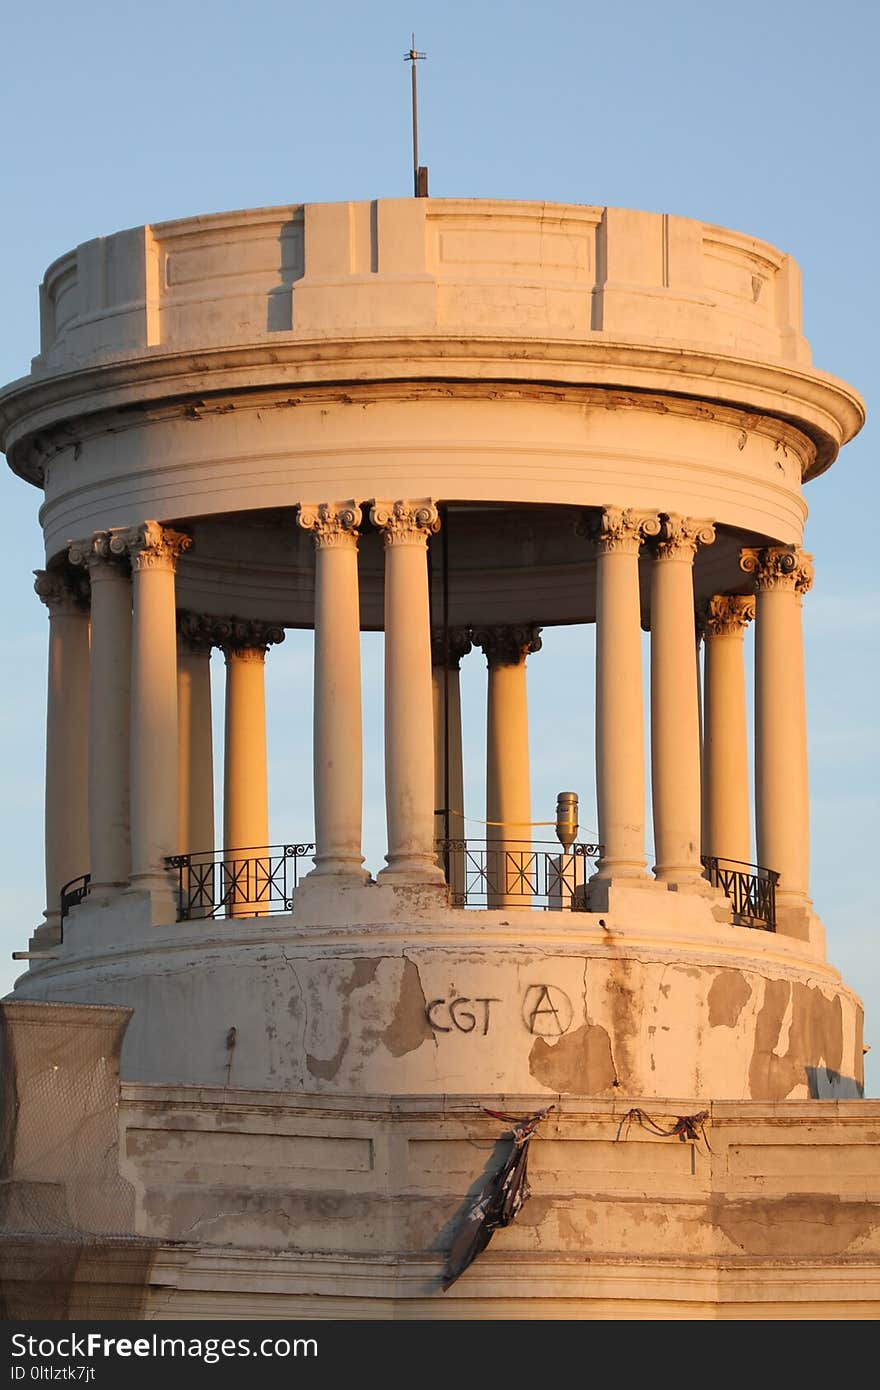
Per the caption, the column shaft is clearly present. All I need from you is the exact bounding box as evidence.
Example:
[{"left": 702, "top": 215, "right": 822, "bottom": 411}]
[
  {"left": 742, "top": 547, "right": 813, "bottom": 904},
  {"left": 432, "top": 628, "right": 470, "bottom": 901},
  {"left": 593, "top": 508, "right": 658, "bottom": 878},
  {"left": 35, "top": 571, "right": 90, "bottom": 937},
  {"left": 298, "top": 503, "right": 367, "bottom": 879},
  {"left": 129, "top": 523, "right": 191, "bottom": 893},
  {"left": 475, "top": 626, "right": 541, "bottom": 908},
  {"left": 702, "top": 596, "right": 754, "bottom": 865},
  {"left": 650, "top": 515, "right": 715, "bottom": 882},
  {"left": 69, "top": 537, "right": 132, "bottom": 894},
  {"left": 371, "top": 500, "right": 445, "bottom": 884},
  {"left": 176, "top": 627, "right": 215, "bottom": 854},
  {"left": 224, "top": 649, "right": 269, "bottom": 853}
]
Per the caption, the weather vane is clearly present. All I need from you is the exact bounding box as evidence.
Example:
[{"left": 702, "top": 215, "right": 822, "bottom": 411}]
[{"left": 404, "top": 33, "right": 428, "bottom": 197}]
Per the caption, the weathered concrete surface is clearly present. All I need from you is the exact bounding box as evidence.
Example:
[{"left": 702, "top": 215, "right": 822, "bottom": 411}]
[
  {"left": 0, "top": 1001, "right": 158, "bottom": 1319},
  {"left": 2, "top": 1003, "right": 877, "bottom": 1318},
  {"left": 116, "top": 1086, "right": 880, "bottom": 1318},
  {"left": 11, "top": 884, "right": 863, "bottom": 1101}
]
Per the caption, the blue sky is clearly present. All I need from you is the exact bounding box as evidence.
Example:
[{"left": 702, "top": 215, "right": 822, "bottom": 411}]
[{"left": 1, "top": 0, "right": 877, "bottom": 1091}]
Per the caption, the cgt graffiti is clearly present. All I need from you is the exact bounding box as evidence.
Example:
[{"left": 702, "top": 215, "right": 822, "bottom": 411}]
[{"left": 426, "top": 984, "right": 573, "bottom": 1037}]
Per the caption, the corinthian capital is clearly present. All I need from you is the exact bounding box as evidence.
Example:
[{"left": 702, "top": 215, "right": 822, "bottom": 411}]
[
  {"left": 177, "top": 610, "right": 216, "bottom": 654},
  {"left": 655, "top": 513, "right": 716, "bottom": 560},
  {"left": 119, "top": 521, "right": 193, "bottom": 572},
  {"left": 216, "top": 618, "right": 286, "bottom": 658},
  {"left": 68, "top": 531, "right": 125, "bottom": 571},
  {"left": 33, "top": 568, "right": 89, "bottom": 615},
  {"left": 473, "top": 623, "right": 542, "bottom": 669},
  {"left": 370, "top": 498, "right": 440, "bottom": 547},
  {"left": 297, "top": 501, "right": 362, "bottom": 549},
  {"left": 740, "top": 546, "right": 814, "bottom": 595},
  {"left": 700, "top": 593, "right": 755, "bottom": 638},
  {"left": 591, "top": 506, "right": 661, "bottom": 555},
  {"left": 431, "top": 626, "right": 473, "bottom": 670}
]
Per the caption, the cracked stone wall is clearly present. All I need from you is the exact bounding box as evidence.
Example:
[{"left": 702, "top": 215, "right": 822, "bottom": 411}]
[{"left": 15, "top": 937, "right": 863, "bottom": 1101}]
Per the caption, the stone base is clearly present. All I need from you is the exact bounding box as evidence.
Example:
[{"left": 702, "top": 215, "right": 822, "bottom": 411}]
[
  {"left": 8, "top": 881, "right": 863, "bottom": 1101},
  {"left": 1, "top": 1001, "right": 877, "bottom": 1321}
]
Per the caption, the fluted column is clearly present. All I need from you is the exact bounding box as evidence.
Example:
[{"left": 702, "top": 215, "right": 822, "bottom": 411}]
[
  {"left": 473, "top": 624, "right": 542, "bottom": 908},
  {"left": 741, "top": 546, "right": 813, "bottom": 906},
  {"left": 126, "top": 522, "right": 192, "bottom": 896},
  {"left": 69, "top": 533, "right": 132, "bottom": 896},
  {"left": 297, "top": 502, "right": 368, "bottom": 881},
  {"left": 371, "top": 499, "right": 445, "bottom": 884},
  {"left": 592, "top": 507, "right": 659, "bottom": 879},
  {"left": 701, "top": 595, "right": 754, "bottom": 865},
  {"left": 34, "top": 568, "right": 90, "bottom": 941},
  {"left": 432, "top": 627, "right": 472, "bottom": 903},
  {"left": 650, "top": 514, "right": 715, "bottom": 883},
  {"left": 176, "top": 612, "right": 215, "bottom": 855}
]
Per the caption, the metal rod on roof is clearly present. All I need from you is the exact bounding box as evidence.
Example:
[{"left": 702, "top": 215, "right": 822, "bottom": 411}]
[{"left": 404, "top": 33, "right": 427, "bottom": 196}]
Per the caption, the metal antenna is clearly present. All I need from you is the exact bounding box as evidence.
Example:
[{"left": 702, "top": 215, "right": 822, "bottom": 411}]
[{"left": 404, "top": 33, "right": 428, "bottom": 197}]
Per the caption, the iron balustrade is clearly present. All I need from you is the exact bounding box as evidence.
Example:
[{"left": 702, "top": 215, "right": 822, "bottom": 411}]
[
  {"left": 166, "top": 844, "right": 314, "bottom": 921},
  {"left": 59, "top": 873, "right": 91, "bottom": 940},
  {"left": 701, "top": 855, "right": 778, "bottom": 931},
  {"left": 436, "top": 838, "right": 601, "bottom": 910}
]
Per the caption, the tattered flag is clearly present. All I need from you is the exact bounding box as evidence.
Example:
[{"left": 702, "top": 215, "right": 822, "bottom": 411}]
[{"left": 442, "top": 1105, "right": 554, "bottom": 1291}]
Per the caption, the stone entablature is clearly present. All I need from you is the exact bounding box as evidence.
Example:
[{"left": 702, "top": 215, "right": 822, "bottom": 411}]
[
  {"left": 27, "top": 203, "right": 815, "bottom": 370},
  {"left": 0, "top": 201, "right": 864, "bottom": 509}
]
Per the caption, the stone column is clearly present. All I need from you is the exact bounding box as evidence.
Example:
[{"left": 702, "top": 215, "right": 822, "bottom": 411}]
[
  {"left": 370, "top": 499, "right": 446, "bottom": 884},
  {"left": 69, "top": 533, "right": 132, "bottom": 897},
  {"left": 592, "top": 507, "right": 660, "bottom": 880},
  {"left": 473, "top": 624, "right": 542, "bottom": 908},
  {"left": 221, "top": 620, "right": 284, "bottom": 851},
  {"left": 741, "top": 546, "right": 813, "bottom": 908},
  {"left": 432, "top": 627, "right": 472, "bottom": 903},
  {"left": 297, "top": 502, "right": 368, "bottom": 881},
  {"left": 126, "top": 522, "right": 192, "bottom": 899},
  {"left": 176, "top": 612, "right": 215, "bottom": 855},
  {"left": 650, "top": 514, "right": 715, "bottom": 883},
  {"left": 33, "top": 568, "right": 90, "bottom": 943},
  {"left": 701, "top": 595, "right": 754, "bottom": 865}
]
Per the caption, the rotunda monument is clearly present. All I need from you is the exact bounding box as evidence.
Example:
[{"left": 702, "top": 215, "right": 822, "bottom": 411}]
[{"left": 1, "top": 197, "right": 878, "bottom": 1319}]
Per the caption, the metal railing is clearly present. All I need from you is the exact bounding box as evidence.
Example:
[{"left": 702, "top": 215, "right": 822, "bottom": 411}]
[
  {"left": 701, "top": 855, "right": 778, "bottom": 931},
  {"left": 59, "top": 873, "right": 91, "bottom": 941},
  {"left": 436, "top": 838, "right": 600, "bottom": 910},
  {"left": 165, "top": 844, "right": 314, "bottom": 921}
]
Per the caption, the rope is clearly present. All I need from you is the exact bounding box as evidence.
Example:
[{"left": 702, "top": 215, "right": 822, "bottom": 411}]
[
  {"left": 614, "top": 1106, "right": 712, "bottom": 1153},
  {"left": 439, "top": 809, "right": 601, "bottom": 835}
]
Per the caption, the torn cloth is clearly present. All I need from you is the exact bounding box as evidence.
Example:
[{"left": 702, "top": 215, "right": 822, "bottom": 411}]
[{"left": 442, "top": 1105, "right": 553, "bottom": 1291}]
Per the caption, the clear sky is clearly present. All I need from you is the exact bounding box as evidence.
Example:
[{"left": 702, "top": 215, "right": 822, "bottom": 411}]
[{"left": 1, "top": 0, "right": 877, "bottom": 1091}]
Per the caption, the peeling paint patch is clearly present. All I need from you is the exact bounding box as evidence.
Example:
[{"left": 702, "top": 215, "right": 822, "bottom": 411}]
[
  {"left": 529, "top": 1023, "right": 617, "bottom": 1094},
  {"left": 341, "top": 959, "right": 381, "bottom": 996},
  {"left": 713, "top": 1196, "right": 879, "bottom": 1257},
  {"left": 749, "top": 979, "right": 846, "bottom": 1100},
  {"left": 306, "top": 1036, "right": 348, "bottom": 1081},
  {"left": 708, "top": 970, "right": 752, "bottom": 1029},
  {"left": 382, "top": 958, "right": 433, "bottom": 1058}
]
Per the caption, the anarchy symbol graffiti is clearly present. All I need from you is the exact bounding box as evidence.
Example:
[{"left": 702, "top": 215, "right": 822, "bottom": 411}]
[{"left": 522, "top": 983, "right": 573, "bottom": 1036}]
